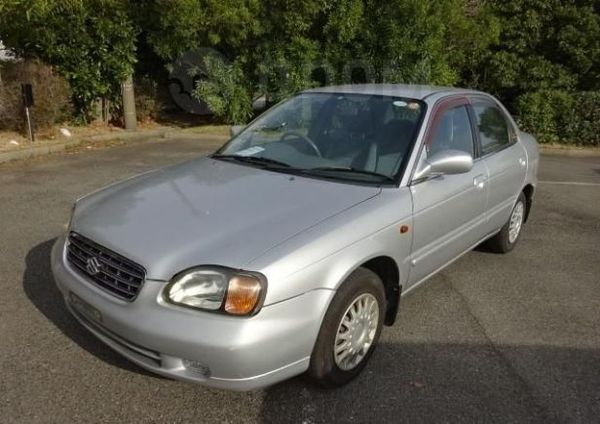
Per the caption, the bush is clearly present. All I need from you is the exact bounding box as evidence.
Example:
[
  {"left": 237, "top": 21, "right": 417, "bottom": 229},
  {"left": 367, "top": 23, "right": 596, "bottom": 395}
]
[
  {"left": 0, "top": 59, "right": 72, "bottom": 131},
  {"left": 516, "top": 90, "right": 574, "bottom": 144},
  {"left": 0, "top": 0, "right": 137, "bottom": 122},
  {"left": 516, "top": 90, "right": 600, "bottom": 146},
  {"left": 569, "top": 92, "right": 600, "bottom": 146},
  {"left": 193, "top": 54, "right": 253, "bottom": 125}
]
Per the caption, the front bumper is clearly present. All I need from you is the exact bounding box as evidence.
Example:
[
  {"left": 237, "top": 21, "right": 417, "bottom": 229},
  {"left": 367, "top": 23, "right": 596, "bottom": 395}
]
[{"left": 51, "top": 235, "right": 333, "bottom": 390}]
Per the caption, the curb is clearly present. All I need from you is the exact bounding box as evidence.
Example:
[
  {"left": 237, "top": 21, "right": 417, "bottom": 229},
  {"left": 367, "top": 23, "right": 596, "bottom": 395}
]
[
  {"left": 3, "top": 130, "right": 597, "bottom": 164},
  {"left": 539, "top": 145, "right": 600, "bottom": 157},
  {"left": 0, "top": 128, "right": 228, "bottom": 165}
]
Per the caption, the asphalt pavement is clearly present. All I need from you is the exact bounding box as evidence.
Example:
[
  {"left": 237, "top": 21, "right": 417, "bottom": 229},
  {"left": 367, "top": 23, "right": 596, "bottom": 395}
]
[{"left": 0, "top": 138, "right": 598, "bottom": 423}]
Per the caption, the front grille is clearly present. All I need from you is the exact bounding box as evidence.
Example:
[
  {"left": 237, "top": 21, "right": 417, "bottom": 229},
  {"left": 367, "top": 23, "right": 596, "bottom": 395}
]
[{"left": 66, "top": 232, "right": 146, "bottom": 301}]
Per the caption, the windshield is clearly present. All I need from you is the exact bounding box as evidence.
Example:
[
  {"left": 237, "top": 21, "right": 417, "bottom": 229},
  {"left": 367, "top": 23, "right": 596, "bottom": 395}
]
[{"left": 216, "top": 93, "right": 425, "bottom": 184}]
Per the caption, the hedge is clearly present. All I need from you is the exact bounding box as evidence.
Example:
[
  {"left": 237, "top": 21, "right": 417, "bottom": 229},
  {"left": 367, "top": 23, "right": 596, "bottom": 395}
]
[{"left": 517, "top": 90, "right": 600, "bottom": 146}]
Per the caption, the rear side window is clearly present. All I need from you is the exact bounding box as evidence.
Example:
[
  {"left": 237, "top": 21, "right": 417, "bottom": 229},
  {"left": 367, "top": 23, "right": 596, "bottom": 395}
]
[{"left": 472, "top": 102, "right": 510, "bottom": 155}]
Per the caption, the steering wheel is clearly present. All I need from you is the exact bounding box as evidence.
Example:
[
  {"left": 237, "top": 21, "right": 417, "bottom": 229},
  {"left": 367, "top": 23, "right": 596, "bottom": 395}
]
[{"left": 280, "top": 131, "right": 322, "bottom": 157}]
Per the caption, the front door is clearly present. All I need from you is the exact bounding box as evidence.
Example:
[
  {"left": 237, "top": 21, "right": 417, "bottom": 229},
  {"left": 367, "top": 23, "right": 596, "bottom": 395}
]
[{"left": 408, "top": 98, "right": 489, "bottom": 287}]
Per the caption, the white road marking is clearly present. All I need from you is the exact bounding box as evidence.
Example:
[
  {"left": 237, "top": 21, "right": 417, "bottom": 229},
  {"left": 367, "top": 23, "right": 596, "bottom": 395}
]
[{"left": 539, "top": 180, "right": 600, "bottom": 187}]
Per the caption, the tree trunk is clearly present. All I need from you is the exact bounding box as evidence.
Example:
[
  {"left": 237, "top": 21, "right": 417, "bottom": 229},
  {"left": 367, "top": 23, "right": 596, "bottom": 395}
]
[{"left": 122, "top": 75, "right": 136, "bottom": 131}]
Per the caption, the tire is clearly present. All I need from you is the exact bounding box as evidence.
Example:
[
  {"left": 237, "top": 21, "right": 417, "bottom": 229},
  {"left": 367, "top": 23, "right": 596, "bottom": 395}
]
[
  {"left": 308, "top": 267, "right": 385, "bottom": 388},
  {"left": 485, "top": 192, "right": 527, "bottom": 253}
]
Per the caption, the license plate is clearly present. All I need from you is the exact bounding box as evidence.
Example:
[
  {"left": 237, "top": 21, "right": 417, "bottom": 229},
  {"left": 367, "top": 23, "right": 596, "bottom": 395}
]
[{"left": 69, "top": 292, "right": 103, "bottom": 323}]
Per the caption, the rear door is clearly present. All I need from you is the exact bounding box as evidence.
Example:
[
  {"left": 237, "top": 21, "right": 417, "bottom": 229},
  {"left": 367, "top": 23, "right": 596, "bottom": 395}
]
[
  {"left": 407, "top": 97, "right": 489, "bottom": 287},
  {"left": 469, "top": 97, "right": 527, "bottom": 233}
]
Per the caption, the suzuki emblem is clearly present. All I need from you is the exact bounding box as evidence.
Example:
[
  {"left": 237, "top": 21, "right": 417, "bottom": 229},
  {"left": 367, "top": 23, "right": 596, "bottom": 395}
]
[{"left": 86, "top": 257, "right": 102, "bottom": 275}]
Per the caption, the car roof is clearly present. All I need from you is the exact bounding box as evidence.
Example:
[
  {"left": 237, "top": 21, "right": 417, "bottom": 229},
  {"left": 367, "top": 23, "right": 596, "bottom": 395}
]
[{"left": 303, "top": 84, "right": 484, "bottom": 101}]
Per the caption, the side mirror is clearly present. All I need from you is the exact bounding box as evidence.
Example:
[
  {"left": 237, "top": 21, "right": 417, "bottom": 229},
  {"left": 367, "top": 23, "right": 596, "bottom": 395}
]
[
  {"left": 230, "top": 125, "right": 245, "bottom": 137},
  {"left": 413, "top": 149, "right": 473, "bottom": 182}
]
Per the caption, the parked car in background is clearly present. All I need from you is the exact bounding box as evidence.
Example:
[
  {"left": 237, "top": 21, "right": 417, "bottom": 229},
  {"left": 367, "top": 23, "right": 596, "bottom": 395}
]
[{"left": 51, "top": 84, "right": 539, "bottom": 390}]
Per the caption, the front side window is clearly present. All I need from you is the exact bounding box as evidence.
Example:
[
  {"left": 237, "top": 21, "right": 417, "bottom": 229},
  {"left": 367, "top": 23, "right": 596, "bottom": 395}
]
[
  {"left": 473, "top": 102, "right": 510, "bottom": 155},
  {"left": 216, "top": 93, "right": 425, "bottom": 184},
  {"left": 427, "top": 105, "right": 474, "bottom": 157}
]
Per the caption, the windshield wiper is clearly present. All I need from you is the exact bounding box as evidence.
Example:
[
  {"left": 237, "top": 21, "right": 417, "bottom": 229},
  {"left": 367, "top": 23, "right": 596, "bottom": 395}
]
[
  {"left": 212, "top": 157, "right": 395, "bottom": 183},
  {"left": 305, "top": 166, "right": 396, "bottom": 183},
  {"left": 211, "top": 154, "right": 291, "bottom": 168}
]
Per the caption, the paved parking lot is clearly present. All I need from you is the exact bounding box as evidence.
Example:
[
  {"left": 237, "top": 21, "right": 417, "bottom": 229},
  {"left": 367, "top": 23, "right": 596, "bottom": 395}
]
[{"left": 1, "top": 139, "right": 599, "bottom": 423}]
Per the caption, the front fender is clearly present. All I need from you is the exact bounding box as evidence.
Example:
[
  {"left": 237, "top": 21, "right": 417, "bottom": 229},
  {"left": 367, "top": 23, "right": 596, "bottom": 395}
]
[{"left": 248, "top": 187, "right": 414, "bottom": 306}]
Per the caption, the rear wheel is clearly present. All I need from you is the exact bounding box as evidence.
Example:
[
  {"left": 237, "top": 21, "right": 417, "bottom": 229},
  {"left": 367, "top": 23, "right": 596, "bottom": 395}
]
[
  {"left": 308, "top": 267, "right": 385, "bottom": 388},
  {"left": 486, "top": 192, "right": 526, "bottom": 253}
]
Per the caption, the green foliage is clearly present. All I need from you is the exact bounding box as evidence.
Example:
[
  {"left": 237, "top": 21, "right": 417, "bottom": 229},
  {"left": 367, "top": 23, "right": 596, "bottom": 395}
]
[
  {"left": 250, "top": 0, "right": 321, "bottom": 102},
  {"left": 135, "top": 0, "right": 261, "bottom": 62},
  {"left": 135, "top": 0, "right": 205, "bottom": 62},
  {"left": 357, "top": 0, "right": 470, "bottom": 85},
  {"left": 193, "top": 54, "right": 253, "bottom": 124},
  {"left": 0, "top": 0, "right": 137, "bottom": 121},
  {"left": 516, "top": 90, "right": 600, "bottom": 146},
  {"left": 569, "top": 92, "right": 600, "bottom": 146},
  {"left": 0, "top": 0, "right": 597, "bottom": 143},
  {"left": 483, "top": 0, "right": 600, "bottom": 104},
  {"left": 197, "top": 0, "right": 499, "bottom": 122},
  {"left": 516, "top": 90, "right": 573, "bottom": 144},
  {"left": 483, "top": 0, "right": 600, "bottom": 145},
  {"left": 253, "top": 38, "right": 321, "bottom": 104}
]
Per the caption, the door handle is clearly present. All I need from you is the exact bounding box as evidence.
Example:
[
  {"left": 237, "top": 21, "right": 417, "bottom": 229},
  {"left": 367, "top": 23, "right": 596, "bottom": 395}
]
[
  {"left": 473, "top": 174, "right": 486, "bottom": 189},
  {"left": 519, "top": 157, "right": 527, "bottom": 167}
]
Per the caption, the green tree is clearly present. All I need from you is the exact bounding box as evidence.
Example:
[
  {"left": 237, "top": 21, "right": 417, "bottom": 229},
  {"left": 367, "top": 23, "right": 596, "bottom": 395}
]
[
  {"left": 134, "top": 0, "right": 261, "bottom": 62},
  {"left": 477, "top": 0, "right": 600, "bottom": 145},
  {"left": 188, "top": 0, "right": 499, "bottom": 123},
  {"left": 0, "top": 0, "right": 137, "bottom": 121},
  {"left": 194, "top": 54, "right": 253, "bottom": 124},
  {"left": 482, "top": 0, "right": 600, "bottom": 105},
  {"left": 251, "top": 0, "right": 322, "bottom": 102}
]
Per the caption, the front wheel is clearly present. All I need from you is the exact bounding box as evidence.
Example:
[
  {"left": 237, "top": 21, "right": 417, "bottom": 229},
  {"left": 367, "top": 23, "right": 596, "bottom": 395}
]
[
  {"left": 486, "top": 192, "right": 527, "bottom": 253},
  {"left": 307, "top": 267, "right": 385, "bottom": 388}
]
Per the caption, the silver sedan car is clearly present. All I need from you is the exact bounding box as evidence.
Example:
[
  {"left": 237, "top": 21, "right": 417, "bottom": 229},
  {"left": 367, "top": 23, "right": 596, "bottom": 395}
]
[{"left": 51, "top": 84, "right": 538, "bottom": 390}]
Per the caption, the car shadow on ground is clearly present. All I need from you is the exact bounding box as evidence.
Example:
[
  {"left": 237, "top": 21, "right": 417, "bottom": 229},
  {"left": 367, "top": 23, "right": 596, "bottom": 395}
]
[
  {"left": 257, "top": 341, "right": 600, "bottom": 424},
  {"left": 22, "top": 241, "right": 600, "bottom": 424},
  {"left": 22, "top": 238, "right": 159, "bottom": 378}
]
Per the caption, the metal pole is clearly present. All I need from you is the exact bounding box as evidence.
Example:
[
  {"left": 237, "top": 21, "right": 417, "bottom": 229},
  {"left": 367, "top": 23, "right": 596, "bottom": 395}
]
[
  {"left": 122, "top": 75, "right": 137, "bottom": 131},
  {"left": 24, "top": 106, "right": 35, "bottom": 141}
]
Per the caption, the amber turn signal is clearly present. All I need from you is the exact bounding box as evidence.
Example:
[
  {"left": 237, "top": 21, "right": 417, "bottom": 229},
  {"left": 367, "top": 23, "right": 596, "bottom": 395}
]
[{"left": 224, "top": 275, "right": 263, "bottom": 315}]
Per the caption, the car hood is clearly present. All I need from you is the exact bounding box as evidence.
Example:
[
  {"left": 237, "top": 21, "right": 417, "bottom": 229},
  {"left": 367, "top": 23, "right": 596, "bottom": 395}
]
[{"left": 72, "top": 157, "right": 381, "bottom": 280}]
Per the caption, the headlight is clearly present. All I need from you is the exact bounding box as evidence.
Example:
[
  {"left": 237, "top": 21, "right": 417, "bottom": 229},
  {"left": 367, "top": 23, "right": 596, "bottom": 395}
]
[{"left": 164, "top": 267, "right": 266, "bottom": 316}]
